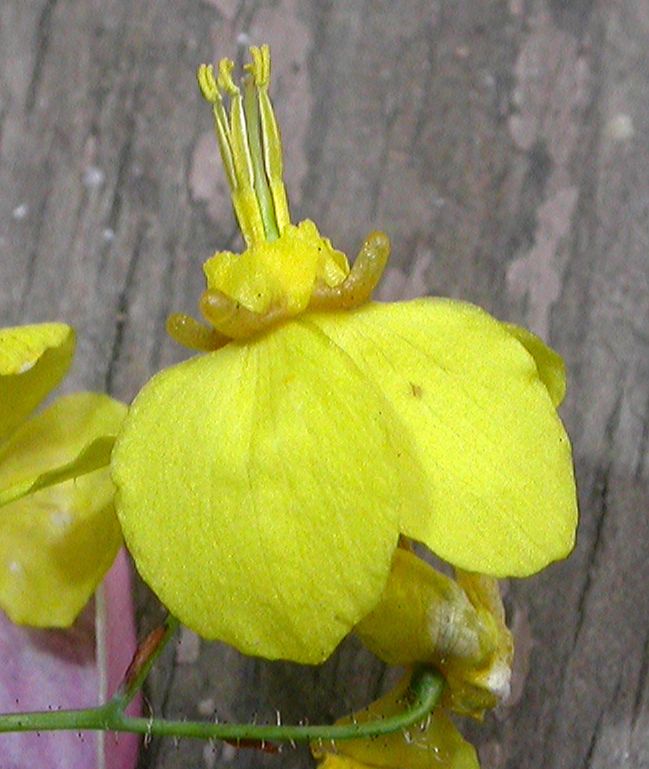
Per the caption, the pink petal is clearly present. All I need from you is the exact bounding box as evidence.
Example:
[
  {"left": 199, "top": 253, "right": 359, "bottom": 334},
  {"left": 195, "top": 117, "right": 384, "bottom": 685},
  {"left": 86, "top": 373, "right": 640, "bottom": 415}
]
[{"left": 0, "top": 549, "right": 140, "bottom": 769}]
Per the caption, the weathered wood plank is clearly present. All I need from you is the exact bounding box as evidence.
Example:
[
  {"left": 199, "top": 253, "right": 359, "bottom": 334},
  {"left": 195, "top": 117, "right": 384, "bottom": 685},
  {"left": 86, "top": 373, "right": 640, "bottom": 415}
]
[{"left": 1, "top": 1, "right": 647, "bottom": 768}]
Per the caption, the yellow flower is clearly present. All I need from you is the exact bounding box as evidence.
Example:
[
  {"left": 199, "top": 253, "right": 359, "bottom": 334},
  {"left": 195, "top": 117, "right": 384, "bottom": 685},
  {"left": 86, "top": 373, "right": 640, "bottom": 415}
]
[
  {"left": 112, "top": 46, "right": 577, "bottom": 663},
  {"left": 0, "top": 323, "right": 126, "bottom": 626},
  {"left": 311, "top": 671, "right": 479, "bottom": 769}
]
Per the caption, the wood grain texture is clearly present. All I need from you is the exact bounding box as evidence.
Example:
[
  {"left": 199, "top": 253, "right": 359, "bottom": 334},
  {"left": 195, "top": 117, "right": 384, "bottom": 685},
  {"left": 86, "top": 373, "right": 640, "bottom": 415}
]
[{"left": 1, "top": 1, "right": 648, "bottom": 767}]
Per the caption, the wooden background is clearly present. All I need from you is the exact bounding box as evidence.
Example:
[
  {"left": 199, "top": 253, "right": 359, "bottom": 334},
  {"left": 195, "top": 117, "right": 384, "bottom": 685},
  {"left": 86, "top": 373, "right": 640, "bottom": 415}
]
[{"left": 1, "top": 1, "right": 648, "bottom": 767}]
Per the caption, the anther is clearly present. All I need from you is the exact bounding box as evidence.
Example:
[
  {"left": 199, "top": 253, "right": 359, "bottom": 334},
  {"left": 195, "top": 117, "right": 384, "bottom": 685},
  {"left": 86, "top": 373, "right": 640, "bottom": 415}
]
[
  {"left": 245, "top": 45, "right": 270, "bottom": 88},
  {"left": 197, "top": 64, "right": 219, "bottom": 104},
  {"left": 217, "top": 58, "right": 238, "bottom": 96}
]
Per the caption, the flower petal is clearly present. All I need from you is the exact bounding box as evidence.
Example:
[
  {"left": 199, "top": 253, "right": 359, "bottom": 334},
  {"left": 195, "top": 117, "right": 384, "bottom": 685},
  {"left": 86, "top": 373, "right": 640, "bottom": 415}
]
[
  {"left": 0, "top": 323, "right": 75, "bottom": 443},
  {"left": 0, "top": 393, "right": 126, "bottom": 507},
  {"left": 502, "top": 323, "right": 566, "bottom": 407},
  {"left": 0, "top": 437, "right": 115, "bottom": 508},
  {"left": 0, "top": 392, "right": 126, "bottom": 625},
  {"left": 0, "top": 468, "right": 122, "bottom": 626},
  {"left": 311, "top": 673, "right": 479, "bottom": 769},
  {"left": 113, "top": 322, "right": 406, "bottom": 663},
  {"left": 311, "top": 299, "right": 578, "bottom": 577}
]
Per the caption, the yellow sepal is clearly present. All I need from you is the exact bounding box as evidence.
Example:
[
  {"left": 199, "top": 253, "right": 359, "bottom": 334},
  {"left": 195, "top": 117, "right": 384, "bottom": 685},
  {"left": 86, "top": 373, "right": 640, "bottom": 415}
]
[
  {"left": 314, "top": 754, "right": 370, "bottom": 769},
  {"left": 355, "top": 549, "right": 496, "bottom": 668}
]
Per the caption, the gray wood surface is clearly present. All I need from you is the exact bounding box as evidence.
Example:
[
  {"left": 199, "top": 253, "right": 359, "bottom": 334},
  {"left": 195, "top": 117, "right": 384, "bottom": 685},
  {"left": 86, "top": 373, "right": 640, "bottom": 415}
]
[{"left": 1, "top": 1, "right": 648, "bottom": 767}]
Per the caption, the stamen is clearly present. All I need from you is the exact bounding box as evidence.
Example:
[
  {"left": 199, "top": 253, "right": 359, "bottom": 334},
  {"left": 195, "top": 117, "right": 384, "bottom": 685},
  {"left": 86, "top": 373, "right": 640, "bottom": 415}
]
[
  {"left": 197, "top": 60, "right": 264, "bottom": 246},
  {"left": 218, "top": 59, "right": 265, "bottom": 246},
  {"left": 197, "top": 46, "right": 291, "bottom": 246},
  {"left": 243, "top": 76, "right": 279, "bottom": 240},
  {"left": 246, "top": 45, "right": 290, "bottom": 233},
  {"left": 197, "top": 64, "right": 237, "bottom": 195}
]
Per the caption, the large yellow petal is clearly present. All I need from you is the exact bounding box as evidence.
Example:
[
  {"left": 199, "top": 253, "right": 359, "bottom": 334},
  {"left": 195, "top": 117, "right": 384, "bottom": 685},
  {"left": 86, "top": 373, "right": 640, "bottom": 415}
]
[
  {"left": 0, "top": 468, "right": 121, "bottom": 626},
  {"left": 311, "top": 674, "right": 479, "bottom": 769},
  {"left": 112, "top": 322, "right": 407, "bottom": 663},
  {"left": 0, "top": 323, "right": 75, "bottom": 443},
  {"left": 310, "top": 299, "right": 577, "bottom": 577}
]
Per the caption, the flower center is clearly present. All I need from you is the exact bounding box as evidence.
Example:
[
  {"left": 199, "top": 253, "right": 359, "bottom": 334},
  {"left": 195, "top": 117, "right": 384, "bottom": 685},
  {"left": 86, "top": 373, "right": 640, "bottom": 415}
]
[{"left": 166, "top": 45, "right": 390, "bottom": 351}]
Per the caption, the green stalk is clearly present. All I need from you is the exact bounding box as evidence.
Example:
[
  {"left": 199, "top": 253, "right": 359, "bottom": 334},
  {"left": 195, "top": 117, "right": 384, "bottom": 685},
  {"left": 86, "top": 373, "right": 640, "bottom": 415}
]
[{"left": 0, "top": 667, "right": 444, "bottom": 745}]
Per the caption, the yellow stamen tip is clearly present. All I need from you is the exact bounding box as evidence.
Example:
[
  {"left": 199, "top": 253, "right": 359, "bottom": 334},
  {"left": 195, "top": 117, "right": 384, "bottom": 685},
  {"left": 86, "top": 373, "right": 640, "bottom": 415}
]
[
  {"left": 245, "top": 44, "right": 270, "bottom": 88},
  {"left": 197, "top": 63, "right": 219, "bottom": 104},
  {"left": 217, "top": 58, "right": 238, "bottom": 95}
]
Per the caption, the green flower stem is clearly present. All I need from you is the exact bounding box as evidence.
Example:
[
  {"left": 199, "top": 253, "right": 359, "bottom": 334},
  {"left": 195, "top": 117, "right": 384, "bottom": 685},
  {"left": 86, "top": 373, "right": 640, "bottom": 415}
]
[{"left": 0, "top": 666, "right": 444, "bottom": 745}]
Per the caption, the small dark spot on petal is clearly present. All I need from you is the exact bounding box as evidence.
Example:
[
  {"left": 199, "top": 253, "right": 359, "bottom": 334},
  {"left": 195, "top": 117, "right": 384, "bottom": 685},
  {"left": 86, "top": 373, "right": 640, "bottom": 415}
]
[{"left": 410, "top": 382, "right": 423, "bottom": 398}]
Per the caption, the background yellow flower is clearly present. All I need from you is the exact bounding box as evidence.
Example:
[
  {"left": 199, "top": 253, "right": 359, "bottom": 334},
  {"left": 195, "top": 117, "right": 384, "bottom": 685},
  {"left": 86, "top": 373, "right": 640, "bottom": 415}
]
[{"left": 0, "top": 324, "right": 125, "bottom": 626}]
